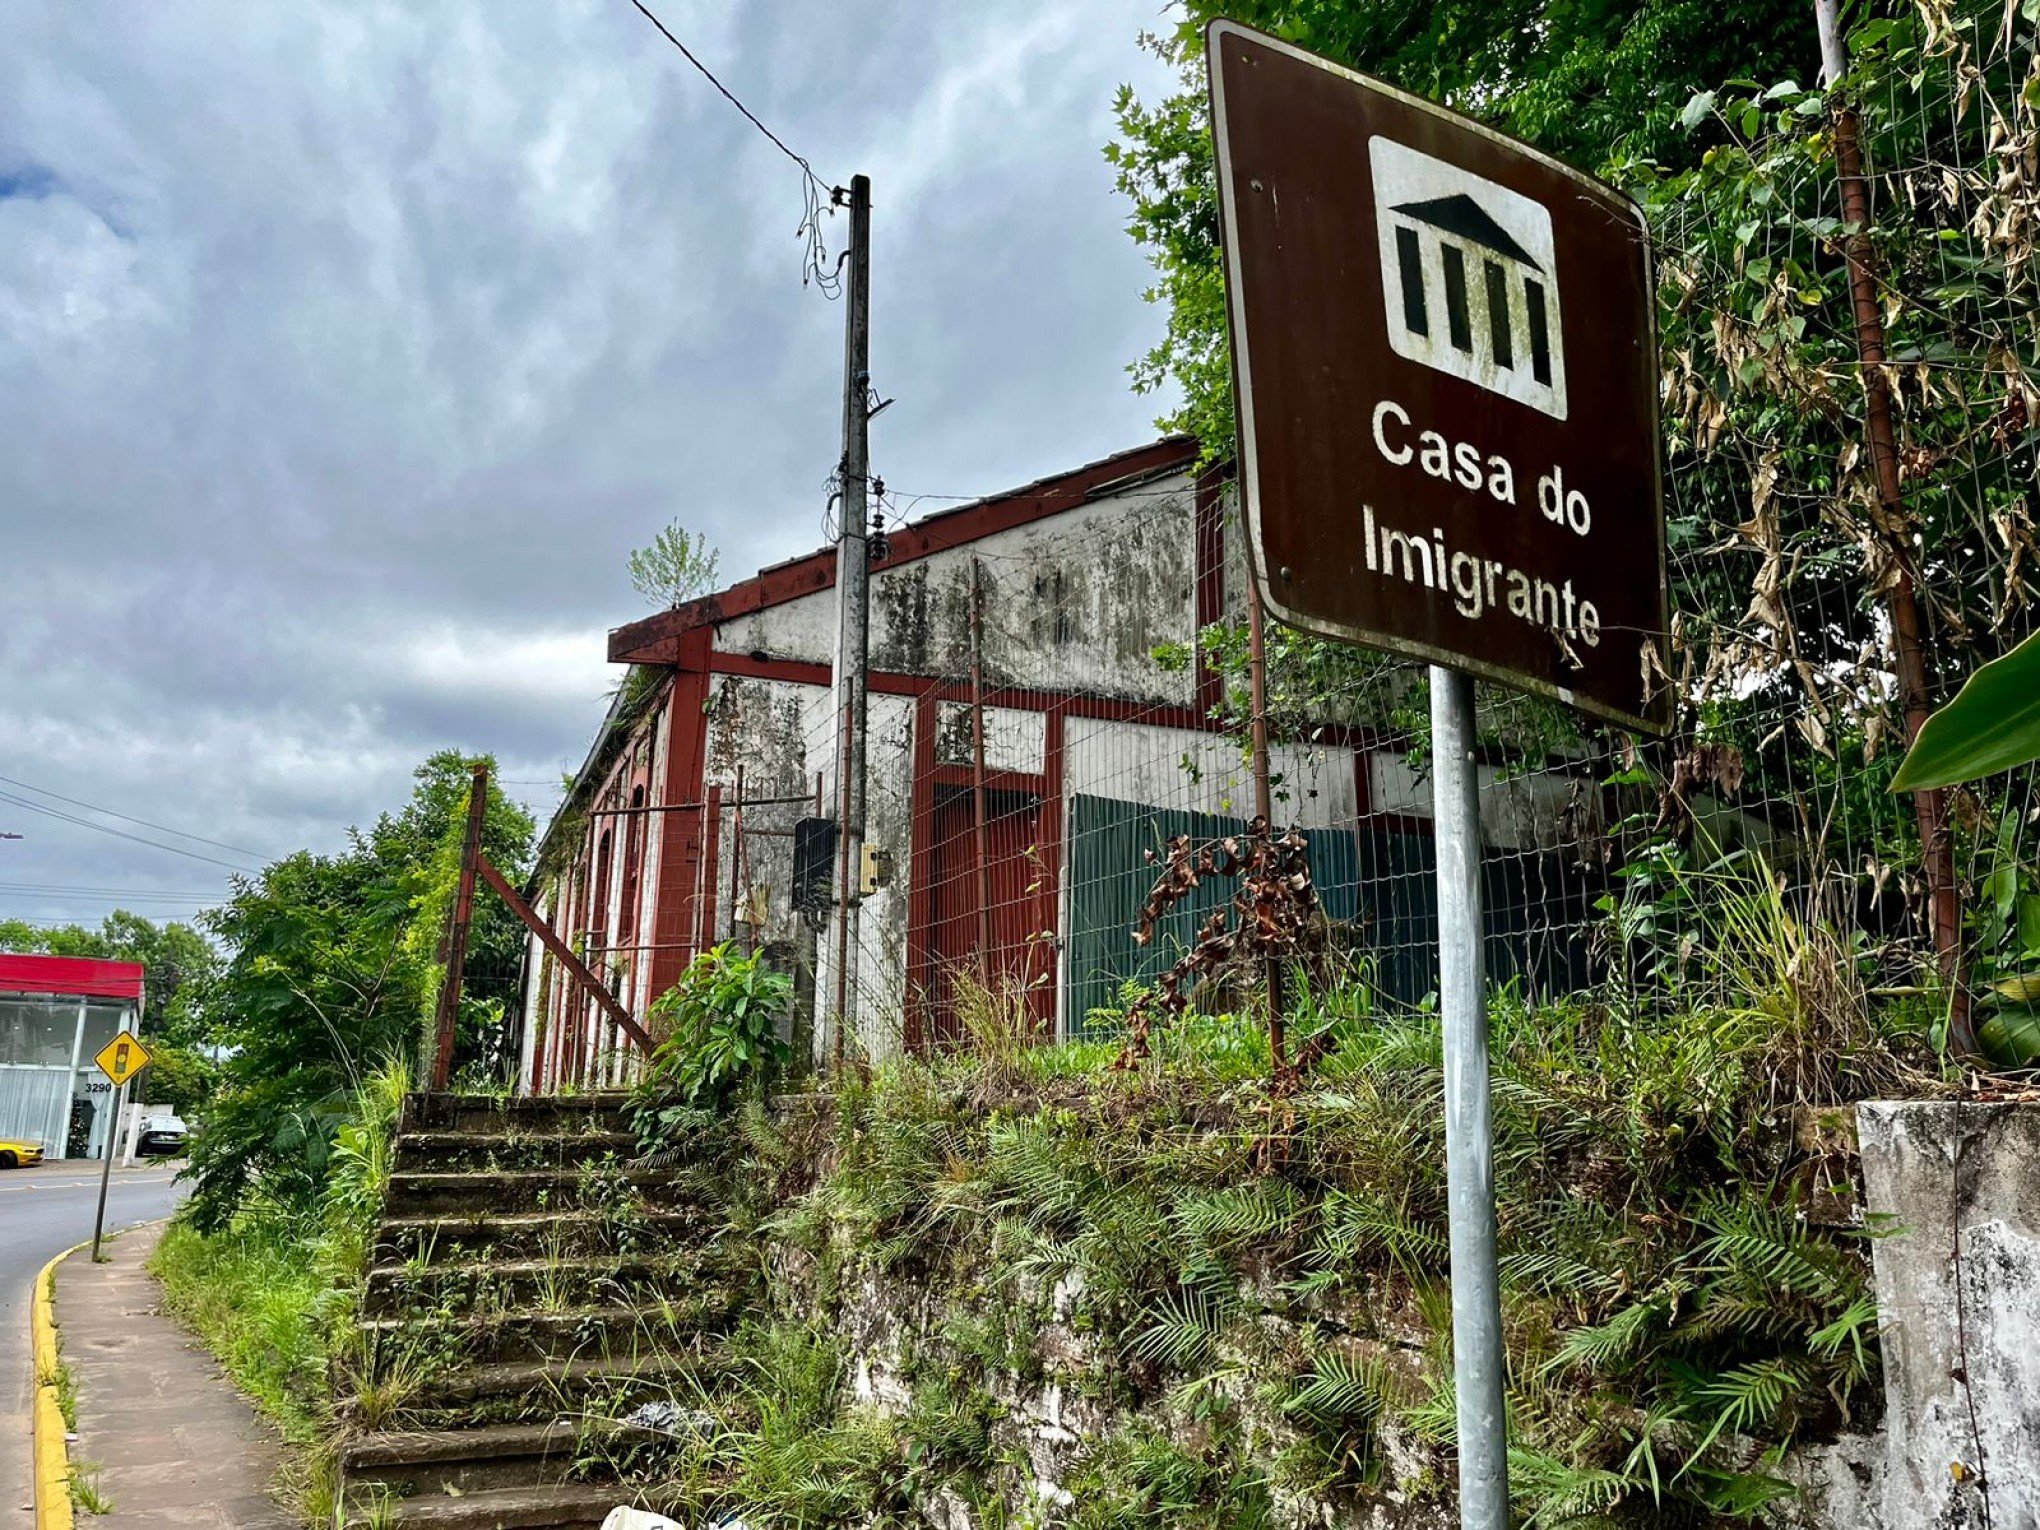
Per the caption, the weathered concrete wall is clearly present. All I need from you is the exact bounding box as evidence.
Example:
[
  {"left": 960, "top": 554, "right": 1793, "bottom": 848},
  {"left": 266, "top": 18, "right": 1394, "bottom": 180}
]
[
  {"left": 714, "top": 472, "right": 1201, "bottom": 708},
  {"left": 1063, "top": 715, "right": 1359, "bottom": 828},
  {"left": 1858, "top": 1100, "right": 2040, "bottom": 1530},
  {"left": 932, "top": 702, "right": 1043, "bottom": 773}
]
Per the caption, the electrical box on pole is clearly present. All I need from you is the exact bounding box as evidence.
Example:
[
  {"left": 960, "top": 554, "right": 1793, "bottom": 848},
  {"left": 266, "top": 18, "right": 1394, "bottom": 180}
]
[{"left": 1205, "top": 22, "right": 1669, "bottom": 1527}]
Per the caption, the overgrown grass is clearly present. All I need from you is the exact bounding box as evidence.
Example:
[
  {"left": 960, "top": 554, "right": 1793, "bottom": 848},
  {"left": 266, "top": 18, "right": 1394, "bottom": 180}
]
[
  {"left": 638, "top": 877, "right": 1929, "bottom": 1528},
  {"left": 68, "top": 1460, "right": 112, "bottom": 1515},
  {"left": 38, "top": 1346, "right": 79, "bottom": 1432},
  {"left": 144, "top": 858, "right": 1934, "bottom": 1528},
  {"left": 151, "top": 1216, "right": 329, "bottom": 1449}
]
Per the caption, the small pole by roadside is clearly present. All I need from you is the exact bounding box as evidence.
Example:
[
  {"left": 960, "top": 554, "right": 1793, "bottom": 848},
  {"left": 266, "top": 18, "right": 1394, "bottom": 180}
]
[
  {"left": 1246, "top": 585, "right": 1288, "bottom": 1070},
  {"left": 91, "top": 1079, "right": 127, "bottom": 1262}
]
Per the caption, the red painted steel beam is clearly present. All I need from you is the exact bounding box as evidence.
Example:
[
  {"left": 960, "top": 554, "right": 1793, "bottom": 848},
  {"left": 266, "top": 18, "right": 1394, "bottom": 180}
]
[{"left": 477, "top": 852, "right": 655, "bottom": 1056}]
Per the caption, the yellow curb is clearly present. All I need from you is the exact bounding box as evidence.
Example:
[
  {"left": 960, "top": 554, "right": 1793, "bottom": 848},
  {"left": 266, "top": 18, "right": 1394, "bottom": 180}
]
[{"left": 31, "top": 1241, "right": 86, "bottom": 1530}]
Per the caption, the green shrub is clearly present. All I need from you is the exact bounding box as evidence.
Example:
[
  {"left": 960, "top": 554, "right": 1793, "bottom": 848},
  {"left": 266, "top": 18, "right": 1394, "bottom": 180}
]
[{"left": 631, "top": 944, "right": 794, "bottom": 1143}]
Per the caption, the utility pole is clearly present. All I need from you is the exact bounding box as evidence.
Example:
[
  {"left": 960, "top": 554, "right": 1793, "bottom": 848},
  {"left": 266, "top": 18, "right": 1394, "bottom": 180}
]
[{"left": 828, "top": 173, "right": 873, "bottom": 1069}]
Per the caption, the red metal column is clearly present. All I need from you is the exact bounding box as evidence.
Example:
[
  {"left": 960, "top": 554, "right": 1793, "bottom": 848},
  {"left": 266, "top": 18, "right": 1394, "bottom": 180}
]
[{"left": 430, "top": 762, "right": 490, "bottom": 1090}]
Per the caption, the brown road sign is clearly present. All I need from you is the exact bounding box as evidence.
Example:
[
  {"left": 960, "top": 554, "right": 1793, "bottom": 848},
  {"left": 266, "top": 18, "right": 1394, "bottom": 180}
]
[
  {"left": 1208, "top": 21, "right": 1669, "bottom": 733},
  {"left": 94, "top": 1030, "right": 151, "bottom": 1087}
]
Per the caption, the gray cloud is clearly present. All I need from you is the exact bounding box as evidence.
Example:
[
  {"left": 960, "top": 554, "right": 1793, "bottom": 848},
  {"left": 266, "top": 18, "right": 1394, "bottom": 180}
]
[{"left": 0, "top": 0, "right": 1179, "bottom": 926}]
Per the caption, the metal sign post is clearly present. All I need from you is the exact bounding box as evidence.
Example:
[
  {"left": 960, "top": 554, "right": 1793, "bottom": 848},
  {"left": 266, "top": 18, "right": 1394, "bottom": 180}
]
[
  {"left": 90, "top": 1080, "right": 127, "bottom": 1263},
  {"left": 1205, "top": 22, "right": 1670, "bottom": 1526},
  {"left": 90, "top": 1030, "right": 151, "bottom": 1261},
  {"left": 1428, "top": 663, "right": 1506, "bottom": 1523}
]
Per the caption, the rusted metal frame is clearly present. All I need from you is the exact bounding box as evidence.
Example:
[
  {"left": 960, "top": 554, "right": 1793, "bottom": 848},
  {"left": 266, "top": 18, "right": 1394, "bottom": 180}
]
[
  {"left": 969, "top": 558, "right": 995, "bottom": 986},
  {"left": 647, "top": 630, "right": 714, "bottom": 1005},
  {"left": 729, "top": 764, "right": 750, "bottom": 953},
  {"left": 905, "top": 691, "right": 942, "bottom": 1052},
  {"left": 476, "top": 853, "right": 654, "bottom": 1055},
  {"left": 584, "top": 793, "right": 809, "bottom": 818},
  {"left": 1830, "top": 97, "right": 1976, "bottom": 1055},
  {"left": 1246, "top": 592, "right": 1289, "bottom": 1072},
  {"left": 705, "top": 648, "right": 1393, "bottom": 753},
  {"left": 614, "top": 782, "right": 649, "bottom": 1079},
  {"left": 927, "top": 764, "right": 1048, "bottom": 796},
  {"left": 430, "top": 762, "right": 490, "bottom": 1090},
  {"left": 543, "top": 862, "right": 577, "bottom": 1091},
  {"left": 1040, "top": 701, "right": 1069, "bottom": 1040},
  {"left": 695, "top": 785, "right": 723, "bottom": 957},
  {"left": 582, "top": 797, "right": 617, "bottom": 1086}
]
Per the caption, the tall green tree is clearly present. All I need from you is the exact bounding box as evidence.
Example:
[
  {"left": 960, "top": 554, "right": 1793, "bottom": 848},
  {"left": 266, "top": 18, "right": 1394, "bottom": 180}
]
[
  {"left": 1108, "top": 0, "right": 1819, "bottom": 454},
  {"left": 184, "top": 751, "right": 533, "bottom": 1228}
]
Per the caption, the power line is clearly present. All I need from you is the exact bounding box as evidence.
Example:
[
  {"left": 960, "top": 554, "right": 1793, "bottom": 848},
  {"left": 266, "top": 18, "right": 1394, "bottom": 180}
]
[
  {"left": 623, "top": 0, "right": 844, "bottom": 297},
  {"left": 0, "top": 912, "right": 208, "bottom": 929},
  {"left": 0, "top": 885, "right": 224, "bottom": 909},
  {"left": 0, "top": 791, "right": 259, "bottom": 875},
  {"left": 0, "top": 771, "right": 270, "bottom": 860},
  {"left": 626, "top": 0, "right": 823, "bottom": 188}
]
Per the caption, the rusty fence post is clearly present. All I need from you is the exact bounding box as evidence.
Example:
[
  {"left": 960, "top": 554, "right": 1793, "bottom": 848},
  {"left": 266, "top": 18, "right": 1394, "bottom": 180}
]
[
  {"left": 1246, "top": 591, "right": 1289, "bottom": 1073},
  {"left": 969, "top": 558, "right": 995, "bottom": 994},
  {"left": 431, "top": 762, "right": 490, "bottom": 1090},
  {"left": 1817, "top": 12, "right": 1977, "bottom": 1056}
]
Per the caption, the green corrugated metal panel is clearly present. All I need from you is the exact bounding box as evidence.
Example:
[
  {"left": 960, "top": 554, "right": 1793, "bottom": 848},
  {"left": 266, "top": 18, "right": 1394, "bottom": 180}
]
[
  {"left": 1064, "top": 794, "right": 1359, "bottom": 1036},
  {"left": 1063, "top": 793, "right": 1603, "bottom": 1036}
]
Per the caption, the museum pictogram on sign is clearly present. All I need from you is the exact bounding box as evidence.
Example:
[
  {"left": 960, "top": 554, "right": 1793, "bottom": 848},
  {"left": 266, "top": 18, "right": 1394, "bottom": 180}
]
[{"left": 1372, "top": 139, "right": 1566, "bottom": 420}]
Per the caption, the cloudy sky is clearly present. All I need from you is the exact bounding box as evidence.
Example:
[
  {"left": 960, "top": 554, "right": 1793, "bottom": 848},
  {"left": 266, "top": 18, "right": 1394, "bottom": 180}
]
[{"left": 0, "top": 1, "right": 1182, "bottom": 931}]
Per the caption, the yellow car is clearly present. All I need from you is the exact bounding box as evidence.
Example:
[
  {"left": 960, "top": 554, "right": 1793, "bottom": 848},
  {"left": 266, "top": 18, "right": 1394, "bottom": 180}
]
[{"left": 0, "top": 1136, "right": 46, "bottom": 1169}]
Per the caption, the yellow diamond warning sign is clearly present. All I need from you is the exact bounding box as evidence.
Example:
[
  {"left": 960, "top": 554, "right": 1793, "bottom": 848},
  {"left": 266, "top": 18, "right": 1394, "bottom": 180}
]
[{"left": 94, "top": 1031, "right": 151, "bottom": 1088}]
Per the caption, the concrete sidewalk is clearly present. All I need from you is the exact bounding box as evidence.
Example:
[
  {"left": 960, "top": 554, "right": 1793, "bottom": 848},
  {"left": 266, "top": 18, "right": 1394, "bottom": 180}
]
[
  {"left": 2, "top": 1162, "right": 182, "bottom": 1519},
  {"left": 53, "top": 1226, "right": 297, "bottom": 1528}
]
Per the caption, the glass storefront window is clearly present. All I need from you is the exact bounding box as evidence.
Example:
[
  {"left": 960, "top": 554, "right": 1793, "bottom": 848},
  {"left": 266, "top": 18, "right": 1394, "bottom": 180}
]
[
  {"left": 0, "top": 997, "right": 85, "bottom": 1068},
  {"left": 1, "top": 994, "right": 141, "bottom": 1157}
]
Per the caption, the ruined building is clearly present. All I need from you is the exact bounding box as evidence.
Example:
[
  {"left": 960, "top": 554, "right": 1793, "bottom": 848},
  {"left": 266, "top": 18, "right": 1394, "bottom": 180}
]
[{"left": 515, "top": 437, "right": 1629, "bottom": 1088}]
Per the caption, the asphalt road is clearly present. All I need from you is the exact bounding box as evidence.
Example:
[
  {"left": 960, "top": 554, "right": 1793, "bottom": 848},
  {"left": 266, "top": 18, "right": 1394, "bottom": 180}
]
[{"left": 0, "top": 1160, "right": 185, "bottom": 1519}]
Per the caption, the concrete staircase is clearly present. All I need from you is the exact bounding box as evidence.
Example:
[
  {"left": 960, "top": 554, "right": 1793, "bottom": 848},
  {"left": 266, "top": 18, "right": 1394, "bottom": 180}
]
[{"left": 338, "top": 1093, "right": 726, "bottom": 1529}]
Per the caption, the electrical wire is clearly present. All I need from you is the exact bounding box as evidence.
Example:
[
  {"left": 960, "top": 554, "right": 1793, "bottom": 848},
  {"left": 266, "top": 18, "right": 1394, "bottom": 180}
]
[
  {"left": 0, "top": 881, "right": 223, "bottom": 901},
  {"left": 0, "top": 771, "right": 270, "bottom": 860},
  {"left": 624, "top": 0, "right": 844, "bottom": 297},
  {"left": 0, "top": 790, "right": 260, "bottom": 874},
  {"left": 0, "top": 912, "right": 210, "bottom": 929}
]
